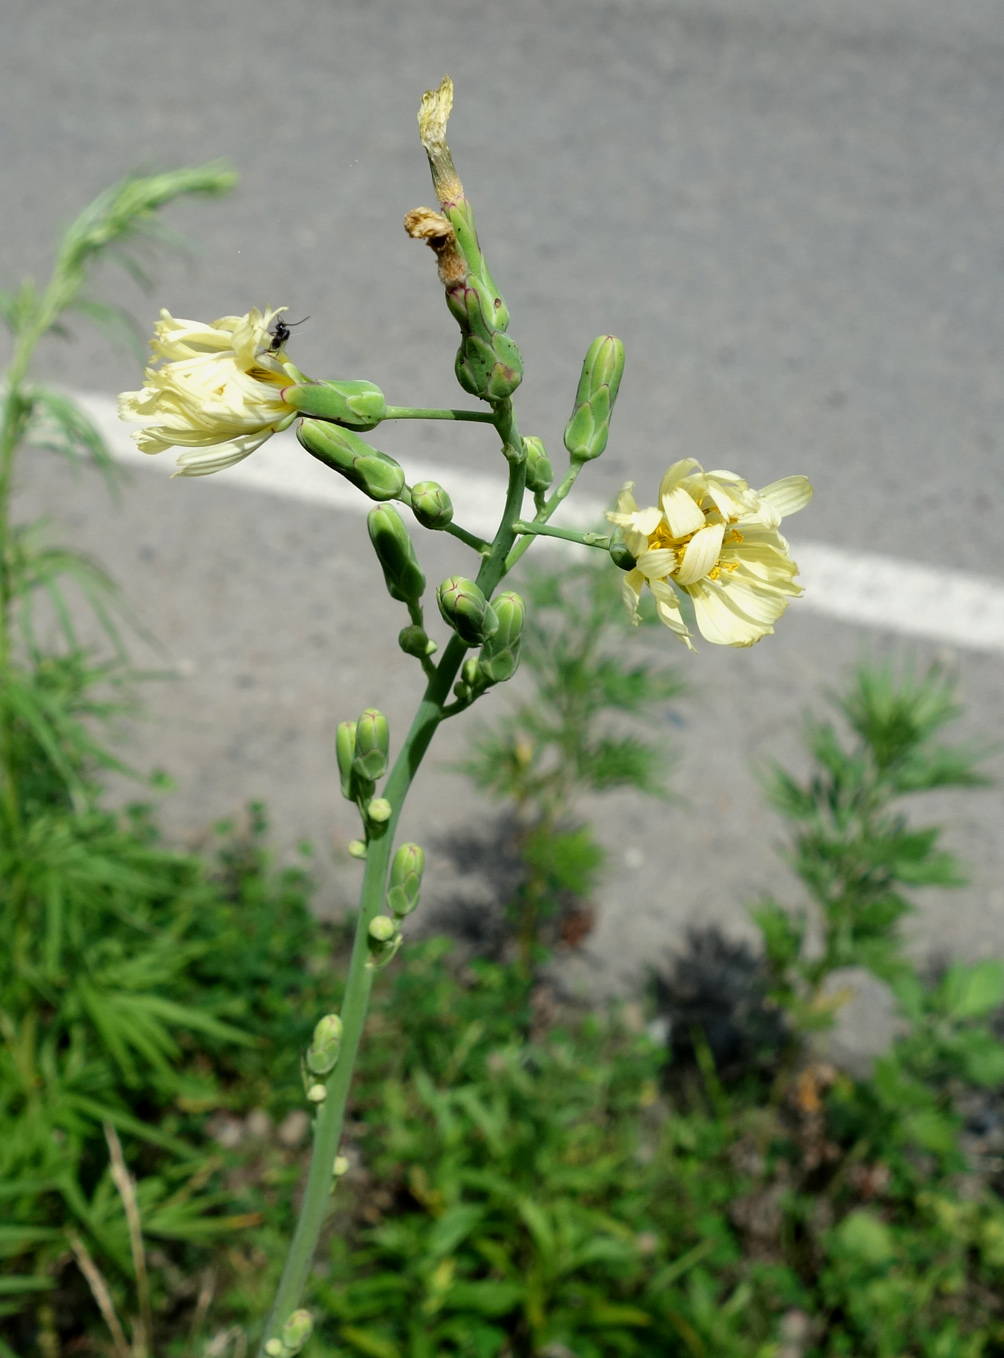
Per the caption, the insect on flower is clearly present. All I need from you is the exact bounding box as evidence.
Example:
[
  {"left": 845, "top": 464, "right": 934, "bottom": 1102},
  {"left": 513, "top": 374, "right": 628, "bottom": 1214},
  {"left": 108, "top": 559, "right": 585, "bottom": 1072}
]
[{"left": 265, "top": 314, "right": 310, "bottom": 354}]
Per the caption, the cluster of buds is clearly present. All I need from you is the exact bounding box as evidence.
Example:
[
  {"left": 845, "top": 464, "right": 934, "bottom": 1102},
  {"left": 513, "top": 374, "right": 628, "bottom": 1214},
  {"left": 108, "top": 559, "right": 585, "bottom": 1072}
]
[
  {"left": 406, "top": 77, "right": 523, "bottom": 403},
  {"left": 365, "top": 842, "right": 426, "bottom": 969},
  {"left": 304, "top": 1011, "right": 343, "bottom": 1104},
  {"left": 451, "top": 590, "right": 525, "bottom": 702},
  {"left": 337, "top": 709, "right": 393, "bottom": 850},
  {"left": 264, "top": 1310, "right": 313, "bottom": 1358},
  {"left": 366, "top": 913, "right": 401, "bottom": 969}
]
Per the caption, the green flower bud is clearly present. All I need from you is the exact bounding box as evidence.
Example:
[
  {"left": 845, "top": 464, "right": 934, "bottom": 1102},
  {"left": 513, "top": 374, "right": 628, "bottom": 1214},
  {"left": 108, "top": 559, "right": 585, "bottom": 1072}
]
[
  {"left": 298, "top": 419, "right": 405, "bottom": 501},
  {"left": 399, "top": 624, "right": 438, "bottom": 659},
  {"left": 410, "top": 480, "right": 454, "bottom": 530},
  {"left": 453, "top": 680, "right": 471, "bottom": 701},
  {"left": 333, "top": 1154, "right": 350, "bottom": 1177},
  {"left": 279, "top": 1309, "right": 314, "bottom": 1357},
  {"left": 367, "top": 505, "right": 426, "bottom": 605},
  {"left": 265, "top": 1343, "right": 284, "bottom": 1358},
  {"left": 353, "top": 708, "right": 389, "bottom": 782},
  {"left": 455, "top": 330, "right": 523, "bottom": 401},
  {"left": 368, "top": 797, "right": 392, "bottom": 824},
  {"left": 436, "top": 576, "right": 499, "bottom": 647},
  {"left": 523, "top": 437, "right": 553, "bottom": 494},
  {"left": 282, "top": 379, "right": 387, "bottom": 430},
  {"left": 347, "top": 839, "right": 367, "bottom": 859},
  {"left": 563, "top": 335, "right": 625, "bottom": 463},
  {"left": 366, "top": 913, "right": 401, "bottom": 969},
  {"left": 609, "top": 540, "right": 637, "bottom": 572},
  {"left": 306, "top": 1083, "right": 326, "bottom": 1103},
  {"left": 388, "top": 842, "right": 425, "bottom": 918},
  {"left": 368, "top": 914, "right": 397, "bottom": 945},
  {"left": 336, "top": 721, "right": 357, "bottom": 799},
  {"left": 306, "top": 1013, "right": 343, "bottom": 1075},
  {"left": 477, "top": 590, "right": 525, "bottom": 686}
]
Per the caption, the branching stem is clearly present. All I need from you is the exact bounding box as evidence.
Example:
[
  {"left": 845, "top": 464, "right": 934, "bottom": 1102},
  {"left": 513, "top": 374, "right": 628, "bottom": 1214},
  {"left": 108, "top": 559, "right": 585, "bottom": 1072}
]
[{"left": 256, "top": 396, "right": 528, "bottom": 1355}]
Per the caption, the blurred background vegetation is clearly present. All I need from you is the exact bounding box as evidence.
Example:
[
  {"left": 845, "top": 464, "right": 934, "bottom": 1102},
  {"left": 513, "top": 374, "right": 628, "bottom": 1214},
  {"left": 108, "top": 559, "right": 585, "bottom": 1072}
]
[{"left": 2, "top": 174, "right": 1002, "bottom": 1358}]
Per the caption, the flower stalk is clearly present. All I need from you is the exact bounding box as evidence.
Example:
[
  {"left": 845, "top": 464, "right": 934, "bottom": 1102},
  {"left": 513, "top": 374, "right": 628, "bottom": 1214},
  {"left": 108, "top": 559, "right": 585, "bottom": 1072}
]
[{"left": 109, "top": 87, "right": 811, "bottom": 1356}]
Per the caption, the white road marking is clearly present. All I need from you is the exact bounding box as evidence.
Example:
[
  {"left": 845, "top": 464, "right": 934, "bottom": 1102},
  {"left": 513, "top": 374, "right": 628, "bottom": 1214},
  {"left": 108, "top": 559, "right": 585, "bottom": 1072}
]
[{"left": 79, "top": 393, "right": 1004, "bottom": 656}]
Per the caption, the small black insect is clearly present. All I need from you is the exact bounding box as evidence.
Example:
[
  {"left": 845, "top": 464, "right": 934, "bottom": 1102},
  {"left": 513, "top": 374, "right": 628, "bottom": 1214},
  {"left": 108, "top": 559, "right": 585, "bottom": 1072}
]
[{"left": 266, "top": 314, "right": 310, "bottom": 353}]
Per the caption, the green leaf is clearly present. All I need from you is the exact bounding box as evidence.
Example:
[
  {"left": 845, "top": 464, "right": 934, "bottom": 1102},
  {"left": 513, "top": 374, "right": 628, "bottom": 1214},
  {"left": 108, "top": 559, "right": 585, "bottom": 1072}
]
[
  {"left": 339, "top": 1325, "right": 402, "bottom": 1358},
  {"left": 0, "top": 1276, "right": 57, "bottom": 1296},
  {"left": 444, "top": 1279, "right": 523, "bottom": 1316},
  {"left": 834, "top": 1210, "right": 895, "bottom": 1265},
  {"left": 24, "top": 387, "right": 121, "bottom": 494},
  {"left": 940, "top": 961, "right": 1004, "bottom": 1020}
]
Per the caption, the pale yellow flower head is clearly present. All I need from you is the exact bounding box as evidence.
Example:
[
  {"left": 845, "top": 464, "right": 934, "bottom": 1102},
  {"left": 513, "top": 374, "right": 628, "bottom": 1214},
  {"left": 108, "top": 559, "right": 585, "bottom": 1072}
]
[
  {"left": 606, "top": 459, "right": 812, "bottom": 649},
  {"left": 118, "top": 306, "right": 299, "bottom": 476}
]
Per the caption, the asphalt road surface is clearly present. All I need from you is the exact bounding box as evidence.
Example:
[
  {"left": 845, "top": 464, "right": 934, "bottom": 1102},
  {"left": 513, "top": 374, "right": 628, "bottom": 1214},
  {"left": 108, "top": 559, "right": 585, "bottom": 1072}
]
[{"left": 4, "top": 0, "right": 1004, "bottom": 1004}]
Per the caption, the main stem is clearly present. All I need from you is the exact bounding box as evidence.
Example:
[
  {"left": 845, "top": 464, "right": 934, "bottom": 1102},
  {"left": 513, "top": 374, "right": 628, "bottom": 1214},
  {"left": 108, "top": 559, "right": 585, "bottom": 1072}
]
[{"left": 257, "top": 397, "right": 527, "bottom": 1354}]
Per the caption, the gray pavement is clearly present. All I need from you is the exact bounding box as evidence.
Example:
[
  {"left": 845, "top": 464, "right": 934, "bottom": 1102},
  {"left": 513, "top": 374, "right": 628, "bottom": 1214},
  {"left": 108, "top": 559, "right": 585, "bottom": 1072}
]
[{"left": 4, "top": 0, "right": 1004, "bottom": 994}]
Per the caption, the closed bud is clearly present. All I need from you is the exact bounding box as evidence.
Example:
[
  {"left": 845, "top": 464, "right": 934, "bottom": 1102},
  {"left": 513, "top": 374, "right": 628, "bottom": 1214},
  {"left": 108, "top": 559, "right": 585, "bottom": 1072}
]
[
  {"left": 399, "top": 624, "right": 438, "bottom": 659},
  {"left": 453, "top": 680, "right": 471, "bottom": 701},
  {"left": 410, "top": 480, "right": 454, "bottom": 530},
  {"left": 353, "top": 708, "right": 389, "bottom": 782},
  {"left": 461, "top": 656, "right": 480, "bottom": 687},
  {"left": 333, "top": 1154, "right": 350, "bottom": 1177},
  {"left": 368, "top": 914, "right": 397, "bottom": 945},
  {"left": 455, "top": 330, "right": 523, "bottom": 401},
  {"left": 523, "top": 437, "right": 553, "bottom": 494},
  {"left": 282, "top": 379, "right": 387, "bottom": 430},
  {"left": 367, "top": 505, "right": 426, "bottom": 605},
  {"left": 367, "top": 797, "right": 392, "bottom": 824},
  {"left": 477, "top": 590, "right": 525, "bottom": 686},
  {"left": 388, "top": 842, "right": 425, "bottom": 918},
  {"left": 336, "top": 721, "right": 357, "bottom": 799},
  {"left": 279, "top": 1309, "right": 314, "bottom": 1357},
  {"left": 306, "top": 1083, "right": 327, "bottom": 1103},
  {"left": 298, "top": 420, "right": 405, "bottom": 501},
  {"left": 563, "top": 335, "right": 625, "bottom": 463},
  {"left": 609, "top": 540, "right": 637, "bottom": 572},
  {"left": 436, "top": 575, "right": 499, "bottom": 647},
  {"left": 306, "top": 1013, "right": 343, "bottom": 1075},
  {"left": 347, "top": 838, "right": 367, "bottom": 859}
]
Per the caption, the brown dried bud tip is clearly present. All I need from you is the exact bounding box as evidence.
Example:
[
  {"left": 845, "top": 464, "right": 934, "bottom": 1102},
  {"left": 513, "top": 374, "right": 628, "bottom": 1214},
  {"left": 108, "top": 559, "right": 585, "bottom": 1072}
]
[
  {"left": 418, "top": 75, "right": 464, "bottom": 207},
  {"left": 404, "top": 207, "right": 465, "bottom": 288}
]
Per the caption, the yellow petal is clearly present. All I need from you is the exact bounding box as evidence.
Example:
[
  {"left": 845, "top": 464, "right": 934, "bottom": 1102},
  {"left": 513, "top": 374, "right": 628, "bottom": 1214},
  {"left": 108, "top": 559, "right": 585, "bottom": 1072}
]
[
  {"left": 758, "top": 476, "right": 813, "bottom": 520},
  {"left": 620, "top": 569, "right": 644, "bottom": 625},
  {"left": 687, "top": 580, "right": 771, "bottom": 647},
  {"left": 660, "top": 485, "right": 706, "bottom": 539},
  {"left": 674, "top": 522, "right": 725, "bottom": 585},
  {"left": 636, "top": 547, "right": 677, "bottom": 580}
]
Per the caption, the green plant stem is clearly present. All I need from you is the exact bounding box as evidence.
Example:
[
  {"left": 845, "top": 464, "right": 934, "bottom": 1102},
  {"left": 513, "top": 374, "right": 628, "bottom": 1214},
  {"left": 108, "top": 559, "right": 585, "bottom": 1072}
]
[
  {"left": 384, "top": 405, "right": 496, "bottom": 423},
  {"left": 505, "top": 459, "right": 588, "bottom": 571},
  {"left": 396, "top": 486, "right": 491, "bottom": 557},
  {"left": 512, "top": 520, "right": 610, "bottom": 550},
  {"left": 257, "top": 398, "right": 527, "bottom": 1355}
]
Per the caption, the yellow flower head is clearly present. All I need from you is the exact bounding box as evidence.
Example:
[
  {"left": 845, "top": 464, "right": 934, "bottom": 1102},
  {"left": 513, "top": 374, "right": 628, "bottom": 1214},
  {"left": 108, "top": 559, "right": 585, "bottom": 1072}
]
[
  {"left": 118, "top": 306, "right": 299, "bottom": 476},
  {"left": 606, "top": 459, "right": 813, "bottom": 649}
]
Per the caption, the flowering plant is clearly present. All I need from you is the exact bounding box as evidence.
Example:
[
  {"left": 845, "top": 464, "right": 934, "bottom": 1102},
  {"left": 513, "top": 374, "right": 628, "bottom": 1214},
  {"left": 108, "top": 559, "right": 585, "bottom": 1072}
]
[{"left": 119, "top": 79, "right": 811, "bottom": 1356}]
